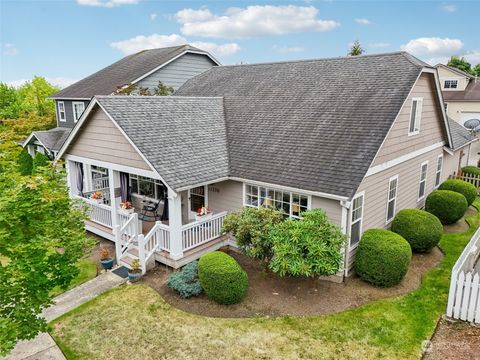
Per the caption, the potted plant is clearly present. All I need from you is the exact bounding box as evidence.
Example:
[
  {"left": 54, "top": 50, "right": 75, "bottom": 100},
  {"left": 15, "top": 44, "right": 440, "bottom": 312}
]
[
  {"left": 90, "top": 191, "right": 103, "bottom": 203},
  {"left": 128, "top": 259, "right": 142, "bottom": 281},
  {"left": 195, "top": 206, "right": 212, "bottom": 221},
  {"left": 100, "top": 247, "right": 113, "bottom": 270},
  {"left": 119, "top": 200, "right": 134, "bottom": 215}
]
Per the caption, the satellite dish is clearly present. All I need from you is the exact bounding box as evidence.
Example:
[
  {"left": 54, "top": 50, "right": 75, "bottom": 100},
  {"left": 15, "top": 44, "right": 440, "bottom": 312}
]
[{"left": 463, "top": 118, "right": 480, "bottom": 130}]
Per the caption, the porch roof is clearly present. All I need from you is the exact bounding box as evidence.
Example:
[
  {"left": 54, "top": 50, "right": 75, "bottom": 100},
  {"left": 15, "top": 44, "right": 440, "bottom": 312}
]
[{"left": 95, "top": 96, "right": 229, "bottom": 191}]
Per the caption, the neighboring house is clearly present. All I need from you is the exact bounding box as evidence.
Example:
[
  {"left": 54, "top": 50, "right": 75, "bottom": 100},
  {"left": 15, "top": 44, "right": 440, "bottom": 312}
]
[
  {"left": 436, "top": 64, "right": 480, "bottom": 126},
  {"left": 22, "top": 45, "right": 220, "bottom": 157},
  {"left": 55, "top": 52, "right": 476, "bottom": 281}
]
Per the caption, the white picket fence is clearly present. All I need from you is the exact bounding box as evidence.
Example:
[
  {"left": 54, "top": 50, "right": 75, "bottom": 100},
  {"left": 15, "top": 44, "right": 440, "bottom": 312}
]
[
  {"left": 451, "top": 172, "right": 480, "bottom": 189},
  {"left": 447, "top": 227, "right": 480, "bottom": 324}
]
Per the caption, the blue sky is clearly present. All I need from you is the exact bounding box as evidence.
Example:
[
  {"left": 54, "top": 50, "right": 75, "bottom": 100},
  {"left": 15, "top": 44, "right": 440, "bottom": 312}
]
[{"left": 1, "top": 0, "right": 479, "bottom": 88}]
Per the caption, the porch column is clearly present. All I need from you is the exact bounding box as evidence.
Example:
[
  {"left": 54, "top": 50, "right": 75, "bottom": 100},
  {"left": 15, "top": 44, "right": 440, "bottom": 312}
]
[
  {"left": 66, "top": 160, "right": 76, "bottom": 198},
  {"left": 168, "top": 188, "right": 183, "bottom": 260},
  {"left": 109, "top": 169, "right": 119, "bottom": 228}
]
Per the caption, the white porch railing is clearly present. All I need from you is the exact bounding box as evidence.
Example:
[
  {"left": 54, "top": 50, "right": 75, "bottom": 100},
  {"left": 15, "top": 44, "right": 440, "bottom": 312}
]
[
  {"left": 139, "top": 221, "right": 171, "bottom": 274},
  {"left": 181, "top": 211, "right": 228, "bottom": 251},
  {"left": 82, "top": 188, "right": 111, "bottom": 206},
  {"left": 447, "top": 227, "right": 480, "bottom": 324},
  {"left": 78, "top": 197, "right": 112, "bottom": 228},
  {"left": 114, "top": 213, "right": 139, "bottom": 266}
]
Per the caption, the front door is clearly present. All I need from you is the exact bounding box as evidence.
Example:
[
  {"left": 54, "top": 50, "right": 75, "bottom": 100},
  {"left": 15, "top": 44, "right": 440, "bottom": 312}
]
[{"left": 188, "top": 186, "right": 208, "bottom": 220}]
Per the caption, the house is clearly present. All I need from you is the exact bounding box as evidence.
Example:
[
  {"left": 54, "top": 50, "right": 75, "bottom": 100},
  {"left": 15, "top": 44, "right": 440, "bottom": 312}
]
[
  {"left": 436, "top": 64, "right": 480, "bottom": 126},
  {"left": 55, "top": 51, "right": 476, "bottom": 281},
  {"left": 22, "top": 45, "right": 220, "bottom": 158}
]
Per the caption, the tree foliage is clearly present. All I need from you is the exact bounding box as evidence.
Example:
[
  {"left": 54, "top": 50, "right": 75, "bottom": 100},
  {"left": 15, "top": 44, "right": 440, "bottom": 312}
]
[
  {"left": 17, "top": 149, "right": 33, "bottom": 176},
  {"left": 269, "top": 209, "right": 345, "bottom": 277},
  {"left": 32, "top": 152, "right": 49, "bottom": 174},
  {"left": 473, "top": 64, "right": 480, "bottom": 77},
  {"left": 348, "top": 40, "right": 364, "bottom": 56},
  {"left": 115, "top": 81, "right": 174, "bottom": 96},
  {"left": 447, "top": 56, "right": 475, "bottom": 75},
  {"left": 0, "top": 83, "right": 20, "bottom": 119}
]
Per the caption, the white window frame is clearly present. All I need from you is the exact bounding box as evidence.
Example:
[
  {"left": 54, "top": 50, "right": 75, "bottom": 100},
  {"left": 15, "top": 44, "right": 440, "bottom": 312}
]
[
  {"left": 129, "top": 174, "right": 165, "bottom": 201},
  {"left": 58, "top": 101, "right": 66, "bottom": 122},
  {"left": 435, "top": 155, "right": 443, "bottom": 188},
  {"left": 72, "top": 102, "right": 85, "bottom": 123},
  {"left": 349, "top": 192, "right": 364, "bottom": 249},
  {"left": 418, "top": 161, "right": 429, "bottom": 201},
  {"left": 243, "top": 183, "right": 311, "bottom": 219},
  {"left": 386, "top": 175, "right": 399, "bottom": 224},
  {"left": 408, "top": 97, "right": 423, "bottom": 136},
  {"left": 444, "top": 79, "right": 458, "bottom": 89}
]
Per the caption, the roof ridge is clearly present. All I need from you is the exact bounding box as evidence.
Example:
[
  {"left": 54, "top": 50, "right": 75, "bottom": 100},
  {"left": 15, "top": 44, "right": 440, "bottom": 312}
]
[{"left": 95, "top": 95, "right": 223, "bottom": 99}]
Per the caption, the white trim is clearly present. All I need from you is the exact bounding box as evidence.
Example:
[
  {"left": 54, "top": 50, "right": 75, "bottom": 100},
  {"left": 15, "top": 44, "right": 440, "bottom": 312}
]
[
  {"left": 129, "top": 50, "right": 221, "bottom": 86},
  {"left": 365, "top": 141, "right": 444, "bottom": 177},
  {"left": 418, "top": 160, "right": 429, "bottom": 201},
  {"left": 64, "top": 154, "right": 160, "bottom": 179},
  {"left": 385, "top": 175, "right": 399, "bottom": 224},
  {"left": 72, "top": 101, "right": 85, "bottom": 123},
  {"left": 407, "top": 97, "right": 423, "bottom": 136},
  {"left": 348, "top": 191, "right": 365, "bottom": 249},
  {"left": 57, "top": 101, "right": 66, "bottom": 122},
  {"left": 435, "top": 154, "right": 443, "bottom": 188},
  {"left": 431, "top": 68, "right": 454, "bottom": 147}
]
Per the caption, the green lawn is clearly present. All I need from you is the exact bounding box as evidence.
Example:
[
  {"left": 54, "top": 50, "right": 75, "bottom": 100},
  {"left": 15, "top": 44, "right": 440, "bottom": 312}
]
[
  {"left": 50, "top": 259, "right": 97, "bottom": 297},
  {"left": 49, "top": 200, "right": 480, "bottom": 360}
]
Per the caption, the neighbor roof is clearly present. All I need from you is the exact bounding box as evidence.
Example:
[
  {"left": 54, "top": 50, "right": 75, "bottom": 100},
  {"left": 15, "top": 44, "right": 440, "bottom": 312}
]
[
  {"left": 442, "top": 80, "right": 480, "bottom": 101},
  {"left": 447, "top": 117, "right": 478, "bottom": 150},
  {"left": 51, "top": 45, "right": 219, "bottom": 99},
  {"left": 175, "top": 51, "right": 436, "bottom": 198},
  {"left": 24, "top": 127, "right": 70, "bottom": 153},
  {"left": 95, "top": 96, "right": 229, "bottom": 190}
]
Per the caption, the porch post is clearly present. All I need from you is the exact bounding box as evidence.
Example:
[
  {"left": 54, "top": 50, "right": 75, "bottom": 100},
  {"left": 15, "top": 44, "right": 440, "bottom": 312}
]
[
  {"left": 65, "top": 160, "right": 76, "bottom": 198},
  {"left": 168, "top": 188, "right": 183, "bottom": 260},
  {"left": 109, "top": 169, "right": 118, "bottom": 228}
]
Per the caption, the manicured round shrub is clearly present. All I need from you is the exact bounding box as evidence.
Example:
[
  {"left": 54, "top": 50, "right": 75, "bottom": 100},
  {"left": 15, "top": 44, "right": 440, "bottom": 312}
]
[
  {"left": 438, "top": 179, "right": 477, "bottom": 206},
  {"left": 198, "top": 251, "right": 248, "bottom": 305},
  {"left": 461, "top": 166, "right": 480, "bottom": 176},
  {"left": 391, "top": 209, "right": 443, "bottom": 252},
  {"left": 425, "top": 190, "right": 468, "bottom": 225},
  {"left": 17, "top": 149, "right": 33, "bottom": 176},
  {"left": 355, "top": 229, "right": 412, "bottom": 287}
]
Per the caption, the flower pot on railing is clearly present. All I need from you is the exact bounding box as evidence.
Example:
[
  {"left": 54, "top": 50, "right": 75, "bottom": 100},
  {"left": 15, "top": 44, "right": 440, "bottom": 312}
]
[
  {"left": 195, "top": 206, "right": 212, "bottom": 221},
  {"left": 90, "top": 191, "right": 104, "bottom": 204},
  {"left": 119, "top": 201, "right": 134, "bottom": 215}
]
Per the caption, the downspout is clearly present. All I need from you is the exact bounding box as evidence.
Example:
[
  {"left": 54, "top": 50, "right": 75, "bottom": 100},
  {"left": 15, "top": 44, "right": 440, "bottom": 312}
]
[{"left": 340, "top": 199, "right": 351, "bottom": 278}]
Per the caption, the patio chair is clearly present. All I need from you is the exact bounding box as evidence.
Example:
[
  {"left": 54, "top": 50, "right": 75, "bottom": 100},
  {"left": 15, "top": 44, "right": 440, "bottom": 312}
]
[{"left": 138, "top": 199, "right": 161, "bottom": 222}]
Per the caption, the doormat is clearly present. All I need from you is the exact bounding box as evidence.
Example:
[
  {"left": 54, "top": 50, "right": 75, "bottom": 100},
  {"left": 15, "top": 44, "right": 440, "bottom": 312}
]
[{"left": 112, "top": 266, "right": 129, "bottom": 278}]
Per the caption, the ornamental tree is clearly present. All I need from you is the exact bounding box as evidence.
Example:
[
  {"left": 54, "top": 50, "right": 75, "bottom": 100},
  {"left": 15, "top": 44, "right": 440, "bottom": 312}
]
[
  {"left": 269, "top": 209, "right": 345, "bottom": 277},
  {"left": 0, "top": 164, "right": 92, "bottom": 355}
]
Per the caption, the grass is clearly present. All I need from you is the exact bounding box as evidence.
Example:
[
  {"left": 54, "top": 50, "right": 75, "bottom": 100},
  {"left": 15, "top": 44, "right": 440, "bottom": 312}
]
[
  {"left": 50, "top": 259, "right": 97, "bottom": 297},
  {"left": 49, "top": 200, "right": 480, "bottom": 359}
]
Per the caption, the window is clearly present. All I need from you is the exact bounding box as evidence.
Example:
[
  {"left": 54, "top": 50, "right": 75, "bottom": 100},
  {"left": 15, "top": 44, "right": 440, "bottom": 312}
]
[
  {"left": 418, "top": 162, "right": 428, "bottom": 200},
  {"left": 435, "top": 155, "right": 443, "bottom": 188},
  {"left": 129, "top": 175, "right": 165, "bottom": 200},
  {"left": 72, "top": 102, "right": 85, "bottom": 122},
  {"left": 386, "top": 176, "right": 398, "bottom": 223},
  {"left": 190, "top": 186, "right": 206, "bottom": 212},
  {"left": 244, "top": 183, "right": 309, "bottom": 218},
  {"left": 350, "top": 194, "right": 364, "bottom": 247},
  {"left": 444, "top": 79, "right": 458, "bottom": 89},
  {"left": 408, "top": 97, "right": 423, "bottom": 135},
  {"left": 58, "top": 101, "right": 66, "bottom": 122}
]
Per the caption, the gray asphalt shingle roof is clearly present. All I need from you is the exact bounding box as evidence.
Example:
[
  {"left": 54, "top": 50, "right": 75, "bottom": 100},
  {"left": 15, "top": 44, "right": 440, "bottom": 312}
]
[
  {"left": 175, "top": 51, "right": 431, "bottom": 198},
  {"left": 52, "top": 45, "right": 212, "bottom": 99},
  {"left": 96, "top": 96, "right": 229, "bottom": 190},
  {"left": 447, "top": 117, "right": 477, "bottom": 150},
  {"left": 31, "top": 127, "right": 70, "bottom": 152}
]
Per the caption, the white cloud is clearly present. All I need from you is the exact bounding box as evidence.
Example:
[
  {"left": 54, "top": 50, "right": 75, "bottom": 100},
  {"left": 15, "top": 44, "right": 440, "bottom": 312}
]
[
  {"left": 355, "top": 18, "right": 371, "bottom": 25},
  {"left": 77, "top": 0, "right": 139, "bottom": 8},
  {"left": 442, "top": 4, "right": 456, "bottom": 12},
  {"left": 464, "top": 50, "right": 480, "bottom": 65},
  {"left": 150, "top": 13, "right": 157, "bottom": 21},
  {"left": 110, "top": 33, "right": 240, "bottom": 57},
  {"left": 272, "top": 45, "right": 304, "bottom": 54},
  {"left": 3, "top": 43, "right": 18, "bottom": 56},
  {"left": 401, "top": 37, "right": 463, "bottom": 57},
  {"left": 175, "top": 5, "right": 339, "bottom": 39},
  {"left": 7, "top": 77, "right": 77, "bottom": 89},
  {"left": 368, "top": 42, "right": 390, "bottom": 48}
]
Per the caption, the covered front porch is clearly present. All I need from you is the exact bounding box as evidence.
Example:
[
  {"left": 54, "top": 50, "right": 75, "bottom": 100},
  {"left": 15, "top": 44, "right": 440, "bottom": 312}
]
[{"left": 65, "top": 155, "right": 231, "bottom": 273}]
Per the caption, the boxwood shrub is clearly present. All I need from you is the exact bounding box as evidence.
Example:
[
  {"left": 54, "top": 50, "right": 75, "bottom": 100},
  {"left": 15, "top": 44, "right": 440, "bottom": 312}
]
[
  {"left": 198, "top": 252, "right": 248, "bottom": 305},
  {"left": 355, "top": 229, "right": 412, "bottom": 287},
  {"left": 391, "top": 209, "right": 442, "bottom": 252},
  {"left": 167, "top": 260, "right": 202, "bottom": 299},
  {"left": 438, "top": 179, "right": 477, "bottom": 206},
  {"left": 425, "top": 190, "right": 468, "bottom": 225},
  {"left": 461, "top": 166, "right": 480, "bottom": 176}
]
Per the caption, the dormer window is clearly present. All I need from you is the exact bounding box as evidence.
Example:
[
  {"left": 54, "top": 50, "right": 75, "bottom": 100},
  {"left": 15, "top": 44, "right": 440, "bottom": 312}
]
[
  {"left": 408, "top": 97, "right": 423, "bottom": 135},
  {"left": 444, "top": 79, "right": 458, "bottom": 89},
  {"left": 73, "top": 102, "right": 85, "bottom": 123}
]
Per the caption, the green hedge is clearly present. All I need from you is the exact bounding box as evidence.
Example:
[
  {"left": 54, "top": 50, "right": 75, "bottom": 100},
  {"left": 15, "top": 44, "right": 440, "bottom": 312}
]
[
  {"left": 462, "top": 166, "right": 480, "bottom": 176},
  {"left": 355, "top": 229, "right": 412, "bottom": 287},
  {"left": 198, "top": 252, "right": 248, "bottom": 305},
  {"left": 425, "top": 190, "right": 468, "bottom": 225},
  {"left": 439, "top": 179, "right": 477, "bottom": 206},
  {"left": 17, "top": 149, "right": 33, "bottom": 176},
  {"left": 391, "top": 209, "right": 443, "bottom": 252}
]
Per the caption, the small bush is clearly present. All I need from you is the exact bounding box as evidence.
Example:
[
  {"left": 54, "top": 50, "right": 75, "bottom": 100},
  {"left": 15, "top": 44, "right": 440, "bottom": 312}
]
[
  {"left": 391, "top": 209, "right": 443, "bottom": 252},
  {"left": 425, "top": 190, "right": 468, "bottom": 225},
  {"left": 461, "top": 166, "right": 480, "bottom": 176},
  {"left": 438, "top": 179, "right": 477, "bottom": 206},
  {"left": 355, "top": 229, "right": 412, "bottom": 287},
  {"left": 198, "top": 252, "right": 248, "bottom": 305},
  {"left": 17, "top": 149, "right": 33, "bottom": 175},
  {"left": 167, "top": 261, "right": 202, "bottom": 299},
  {"left": 32, "top": 152, "right": 49, "bottom": 173}
]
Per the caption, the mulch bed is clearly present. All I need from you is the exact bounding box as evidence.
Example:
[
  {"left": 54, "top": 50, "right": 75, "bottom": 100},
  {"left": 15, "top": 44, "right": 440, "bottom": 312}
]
[{"left": 140, "top": 246, "right": 443, "bottom": 318}]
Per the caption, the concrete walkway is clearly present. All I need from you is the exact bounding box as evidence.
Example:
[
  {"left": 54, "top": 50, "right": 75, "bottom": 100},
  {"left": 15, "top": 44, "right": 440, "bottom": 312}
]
[{"left": 3, "top": 271, "right": 126, "bottom": 360}]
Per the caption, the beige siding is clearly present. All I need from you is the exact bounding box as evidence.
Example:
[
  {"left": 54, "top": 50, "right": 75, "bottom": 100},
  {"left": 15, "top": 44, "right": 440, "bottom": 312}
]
[
  {"left": 311, "top": 196, "right": 343, "bottom": 227},
  {"left": 372, "top": 73, "right": 446, "bottom": 166},
  {"left": 437, "top": 66, "right": 469, "bottom": 91},
  {"left": 443, "top": 145, "right": 471, "bottom": 176},
  {"left": 208, "top": 180, "right": 243, "bottom": 213},
  {"left": 446, "top": 101, "right": 480, "bottom": 123},
  {"left": 67, "top": 107, "right": 151, "bottom": 170}
]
